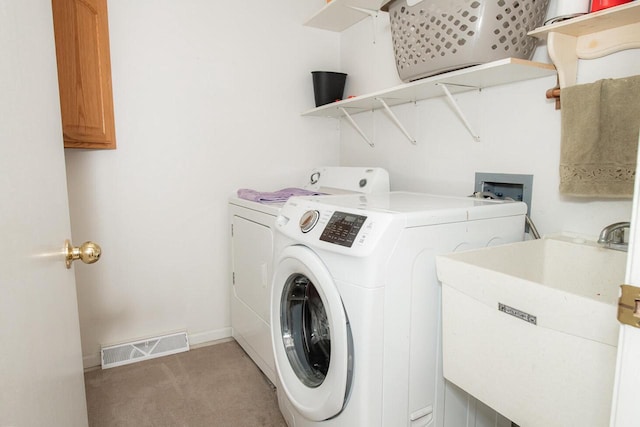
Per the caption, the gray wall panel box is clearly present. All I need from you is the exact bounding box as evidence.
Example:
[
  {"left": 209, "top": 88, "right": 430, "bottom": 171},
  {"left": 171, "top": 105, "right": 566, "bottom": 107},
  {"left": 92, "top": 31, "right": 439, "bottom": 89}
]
[{"left": 474, "top": 172, "right": 533, "bottom": 230}]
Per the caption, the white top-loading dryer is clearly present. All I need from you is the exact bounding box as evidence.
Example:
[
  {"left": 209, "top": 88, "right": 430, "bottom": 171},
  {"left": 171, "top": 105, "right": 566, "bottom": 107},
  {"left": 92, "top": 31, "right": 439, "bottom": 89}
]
[
  {"left": 228, "top": 167, "right": 389, "bottom": 383},
  {"left": 270, "top": 192, "right": 527, "bottom": 426}
]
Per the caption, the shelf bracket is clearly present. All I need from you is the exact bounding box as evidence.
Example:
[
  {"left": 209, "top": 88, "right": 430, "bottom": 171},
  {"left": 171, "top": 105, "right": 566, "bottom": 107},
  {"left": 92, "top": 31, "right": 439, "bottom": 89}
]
[
  {"left": 547, "top": 32, "right": 578, "bottom": 89},
  {"left": 346, "top": 6, "right": 379, "bottom": 44},
  {"left": 375, "top": 97, "right": 417, "bottom": 145},
  {"left": 437, "top": 83, "right": 481, "bottom": 142},
  {"left": 346, "top": 6, "right": 378, "bottom": 18},
  {"left": 338, "top": 107, "right": 375, "bottom": 147}
]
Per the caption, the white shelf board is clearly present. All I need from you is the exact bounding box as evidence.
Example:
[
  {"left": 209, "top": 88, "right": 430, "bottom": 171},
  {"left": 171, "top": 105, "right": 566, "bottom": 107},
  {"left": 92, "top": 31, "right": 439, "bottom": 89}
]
[
  {"left": 302, "top": 58, "right": 556, "bottom": 118},
  {"left": 529, "top": 2, "right": 640, "bottom": 38},
  {"left": 304, "top": 0, "right": 387, "bottom": 32}
]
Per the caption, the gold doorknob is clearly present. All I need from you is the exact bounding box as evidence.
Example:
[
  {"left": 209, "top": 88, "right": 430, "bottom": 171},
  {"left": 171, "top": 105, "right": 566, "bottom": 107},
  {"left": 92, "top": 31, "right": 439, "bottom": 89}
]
[{"left": 65, "top": 239, "right": 101, "bottom": 269}]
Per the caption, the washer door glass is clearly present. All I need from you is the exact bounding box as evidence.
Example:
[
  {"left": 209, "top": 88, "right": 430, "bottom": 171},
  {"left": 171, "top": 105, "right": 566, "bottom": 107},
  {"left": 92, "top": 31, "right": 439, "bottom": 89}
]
[
  {"left": 281, "top": 273, "right": 331, "bottom": 388},
  {"left": 271, "top": 245, "right": 350, "bottom": 421}
]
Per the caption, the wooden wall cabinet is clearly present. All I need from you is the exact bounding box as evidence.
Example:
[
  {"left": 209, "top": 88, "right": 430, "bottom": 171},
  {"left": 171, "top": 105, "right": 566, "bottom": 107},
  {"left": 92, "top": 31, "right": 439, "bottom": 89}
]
[{"left": 52, "top": 0, "right": 116, "bottom": 149}]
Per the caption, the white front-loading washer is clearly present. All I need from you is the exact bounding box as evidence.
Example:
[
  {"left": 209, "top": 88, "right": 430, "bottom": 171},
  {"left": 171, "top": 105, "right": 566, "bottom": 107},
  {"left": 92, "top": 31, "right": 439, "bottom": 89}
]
[
  {"left": 271, "top": 192, "right": 527, "bottom": 427},
  {"left": 229, "top": 167, "right": 389, "bottom": 384}
]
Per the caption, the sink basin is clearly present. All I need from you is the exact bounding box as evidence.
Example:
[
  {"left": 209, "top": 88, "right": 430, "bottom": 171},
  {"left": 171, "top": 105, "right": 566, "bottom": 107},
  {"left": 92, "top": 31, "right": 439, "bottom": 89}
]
[{"left": 435, "top": 235, "right": 627, "bottom": 427}]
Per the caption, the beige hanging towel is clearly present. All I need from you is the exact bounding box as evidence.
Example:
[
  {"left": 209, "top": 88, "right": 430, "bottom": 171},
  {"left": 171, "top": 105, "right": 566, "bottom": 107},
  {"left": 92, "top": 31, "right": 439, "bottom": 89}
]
[{"left": 560, "top": 75, "right": 640, "bottom": 198}]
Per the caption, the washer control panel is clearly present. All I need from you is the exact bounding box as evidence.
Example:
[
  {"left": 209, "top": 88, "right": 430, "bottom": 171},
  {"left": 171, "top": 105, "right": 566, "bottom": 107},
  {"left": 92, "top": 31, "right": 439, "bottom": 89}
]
[
  {"left": 319, "top": 211, "right": 367, "bottom": 248},
  {"left": 277, "top": 197, "right": 395, "bottom": 256}
]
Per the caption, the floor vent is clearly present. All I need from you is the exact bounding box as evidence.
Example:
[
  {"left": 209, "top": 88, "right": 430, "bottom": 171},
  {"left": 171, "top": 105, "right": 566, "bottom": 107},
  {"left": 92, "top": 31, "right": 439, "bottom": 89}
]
[{"left": 101, "top": 331, "right": 189, "bottom": 369}]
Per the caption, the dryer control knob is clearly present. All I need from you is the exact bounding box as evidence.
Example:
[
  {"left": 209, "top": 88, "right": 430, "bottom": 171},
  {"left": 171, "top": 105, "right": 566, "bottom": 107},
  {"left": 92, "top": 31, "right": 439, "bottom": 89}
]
[{"left": 299, "top": 210, "right": 320, "bottom": 233}]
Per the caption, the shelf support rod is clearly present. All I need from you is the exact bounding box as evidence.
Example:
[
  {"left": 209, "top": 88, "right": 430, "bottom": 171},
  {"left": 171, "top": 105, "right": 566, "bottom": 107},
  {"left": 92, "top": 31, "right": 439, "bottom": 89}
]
[
  {"left": 375, "top": 97, "right": 417, "bottom": 145},
  {"left": 437, "top": 83, "right": 481, "bottom": 142},
  {"left": 338, "top": 107, "right": 375, "bottom": 148}
]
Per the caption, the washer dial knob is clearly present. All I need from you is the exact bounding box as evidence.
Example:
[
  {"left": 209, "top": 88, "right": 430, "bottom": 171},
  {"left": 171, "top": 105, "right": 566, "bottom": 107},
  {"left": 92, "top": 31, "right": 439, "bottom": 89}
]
[{"left": 299, "top": 210, "right": 320, "bottom": 233}]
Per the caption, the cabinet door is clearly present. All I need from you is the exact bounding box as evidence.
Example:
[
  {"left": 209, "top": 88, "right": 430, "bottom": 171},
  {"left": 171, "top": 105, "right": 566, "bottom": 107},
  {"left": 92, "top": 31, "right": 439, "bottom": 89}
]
[
  {"left": 52, "top": 0, "right": 116, "bottom": 149},
  {"left": 232, "top": 215, "right": 274, "bottom": 323}
]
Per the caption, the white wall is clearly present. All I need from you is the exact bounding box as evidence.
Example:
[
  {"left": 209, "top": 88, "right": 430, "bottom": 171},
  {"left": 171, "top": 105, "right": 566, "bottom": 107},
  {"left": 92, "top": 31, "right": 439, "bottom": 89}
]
[
  {"left": 338, "top": 10, "right": 640, "bottom": 238},
  {"left": 65, "top": 0, "right": 341, "bottom": 367},
  {"left": 66, "top": 1, "right": 640, "bottom": 367}
]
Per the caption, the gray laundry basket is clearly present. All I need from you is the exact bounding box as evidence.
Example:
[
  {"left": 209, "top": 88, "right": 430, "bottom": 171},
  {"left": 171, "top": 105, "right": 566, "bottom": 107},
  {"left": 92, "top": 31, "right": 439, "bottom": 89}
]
[{"left": 385, "top": 0, "right": 550, "bottom": 82}]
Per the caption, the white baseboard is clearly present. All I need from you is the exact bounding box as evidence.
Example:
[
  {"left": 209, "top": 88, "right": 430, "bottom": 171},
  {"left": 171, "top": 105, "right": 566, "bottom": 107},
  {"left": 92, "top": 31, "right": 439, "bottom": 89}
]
[
  {"left": 189, "top": 327, "right": 233, "bottom": 347},
  {"left": 83, "top": 353, "right": 102, "bottom": 370},
  {"left": 82, "top": 327, "right": 233, "bottom": 370}
]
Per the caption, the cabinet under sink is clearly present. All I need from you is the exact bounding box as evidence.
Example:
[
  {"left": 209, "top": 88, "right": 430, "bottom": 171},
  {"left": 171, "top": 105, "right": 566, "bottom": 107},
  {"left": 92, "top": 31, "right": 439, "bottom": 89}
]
[{"left": 435, "top": 235, "right": 627, "bottom": 427}]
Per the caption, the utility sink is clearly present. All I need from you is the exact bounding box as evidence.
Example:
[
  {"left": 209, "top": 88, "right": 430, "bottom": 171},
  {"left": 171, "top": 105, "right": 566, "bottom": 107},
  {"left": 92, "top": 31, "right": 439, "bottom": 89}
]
[{"left": 436, "top": 235, "right": 627, "bottom": 427}]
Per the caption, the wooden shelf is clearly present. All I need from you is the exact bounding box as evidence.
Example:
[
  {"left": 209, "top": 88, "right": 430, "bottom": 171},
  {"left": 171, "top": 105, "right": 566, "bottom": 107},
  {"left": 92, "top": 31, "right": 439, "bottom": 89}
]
[
  {"left": 302, "top": 58, "right": 556, "bottom": 118},
  {"left": 529, "top": 2, "right": 640, "bottom": 38},
  {"left": 304, "top": 0, "right": 387, "bottom": 32},
  {"left": 529, "top": 2, "right": 640, "bottom": 88}
]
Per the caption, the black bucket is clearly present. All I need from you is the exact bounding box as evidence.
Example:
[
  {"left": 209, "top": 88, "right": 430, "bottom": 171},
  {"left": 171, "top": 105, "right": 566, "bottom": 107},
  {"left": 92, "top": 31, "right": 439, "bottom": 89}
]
[{"left": 311, "top": 71, "right": 347, "bottom": 107}]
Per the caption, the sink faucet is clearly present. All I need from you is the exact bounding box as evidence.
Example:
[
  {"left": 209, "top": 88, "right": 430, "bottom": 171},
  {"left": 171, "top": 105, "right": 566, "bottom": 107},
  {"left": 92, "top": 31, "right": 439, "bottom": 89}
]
[{"left": 597, "top": 222, "right": 631, "bottom": 251}]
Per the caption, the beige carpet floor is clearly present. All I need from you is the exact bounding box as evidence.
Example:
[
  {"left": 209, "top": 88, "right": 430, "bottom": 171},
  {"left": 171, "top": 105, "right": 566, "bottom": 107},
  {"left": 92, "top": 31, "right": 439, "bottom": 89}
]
[{"left": 84, "top": 340, "right": 286, "bottom": 427}]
